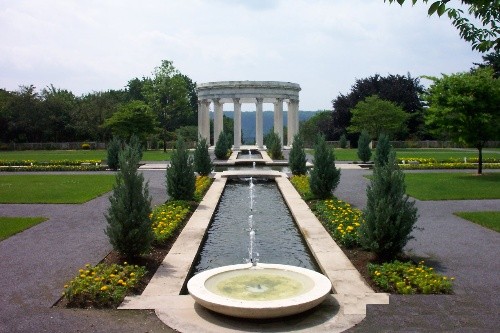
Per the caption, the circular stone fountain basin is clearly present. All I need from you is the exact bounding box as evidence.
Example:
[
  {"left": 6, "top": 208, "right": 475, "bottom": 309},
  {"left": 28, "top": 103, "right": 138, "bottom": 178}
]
[{"left": 187, "top": 263, "right": 332, "bottom": 319}]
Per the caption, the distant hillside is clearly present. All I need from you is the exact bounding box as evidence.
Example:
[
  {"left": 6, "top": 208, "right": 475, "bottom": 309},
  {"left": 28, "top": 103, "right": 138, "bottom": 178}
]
[{"left": 212, "top": 111, "right": 319, "bottom": 143}]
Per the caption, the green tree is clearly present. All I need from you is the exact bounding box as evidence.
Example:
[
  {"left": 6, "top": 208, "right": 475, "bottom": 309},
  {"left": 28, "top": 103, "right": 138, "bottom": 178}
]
[
  {"left": 40, "top": 85, "right": 77, "bottom": 142},
  {"left": 143, "top": 60, "right": 194, "bottom": 151},
  {"left": 299, "top": 111, "right": 334, "bottom": 146},
  {"left": 374, "top": 133, "right": 392, "bottom": 167},
  {"left": 194, "top": 137, "right": 213, "bottom": 176},
  {"left": 358, "top": 149, "right": 418, "bottom": 260},
  {"left": 309, "top": 134, "right": 341, "bottom": 199},
  {"left": 357, "top": 130, "right": 372, "bottom": 163},
  {"left": 339, "top": 133, "right": 348, "bottom": 148},
  {"left": 214, "top": 131, "right": 231, "bottom": 159},
  {"left": 107, "top": 136, "right": 122, "bottom": 171},
  {"left": 265, "top": 131, "right": 283, "bottom": 159},
  {"left": 103, "top": 100, "right": 157, "bottom": 142},
  {"left": 424, "top": 68, "right": 500, "bottom": 174},
  {"left": 332, "top": 73, "right": 425, "bottom": 142},
  {"left": 105, "top": 141, "right": 153, "bottom": 258},
  {"left": 166, "top": 137, "right": 196, "bottom": 200},
  {"left": 348, "top": 95, "right": 408, "bottom": 140},
  {"left": 288, "top": 134, "right": 307, "bottom": 175},
  {"left": 385, "top": 0, "right": 499, "bottom": 52}
]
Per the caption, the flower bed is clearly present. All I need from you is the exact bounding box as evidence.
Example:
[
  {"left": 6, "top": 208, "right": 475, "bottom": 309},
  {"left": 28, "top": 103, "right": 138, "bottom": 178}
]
[
  {"left": 399, "top": 162, "right": 500, "bottom": 170},
  {"left": 150, "top": 201, "right": 191, "bottom": 243},
  {"left": 368, "top": 260, "right": 454, "bottom": 294},
  {"left": 63, "top": 263, "right": 146, "bottom": 308},
  {"left": 314, "top": 198, "right": 363, "bottom": 248}
]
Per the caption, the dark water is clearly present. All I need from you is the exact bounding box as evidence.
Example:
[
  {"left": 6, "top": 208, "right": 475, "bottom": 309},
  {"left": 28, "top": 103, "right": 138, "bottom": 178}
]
[
  {"left": 213, "top": 165, "right": 291, "bottom": 173},
  {"left": 191, "top": 179, "right": 320, "bottom": 274}
]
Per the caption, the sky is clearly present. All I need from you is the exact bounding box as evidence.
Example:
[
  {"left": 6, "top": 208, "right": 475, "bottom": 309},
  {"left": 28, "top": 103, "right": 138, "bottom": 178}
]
[{"left": 0, "top": 0, "right": 484, "bottom": 111}]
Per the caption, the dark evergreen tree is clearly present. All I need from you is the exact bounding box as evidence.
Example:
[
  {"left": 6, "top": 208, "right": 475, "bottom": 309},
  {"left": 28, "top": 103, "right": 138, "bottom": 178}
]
[
  {"left": 107, "top": 136, "right": 121, "bottom": 170},
  {"left": 265, "top": 131, "right": 283, "bottom": 159},
  {"left": 166, "top": 137, "right": 196, "bottom": 200},
  {"left": 358, "top": 150, "right": 419, "bottom": 260},
  {"left": 214, "top": 131, "right": 230, "bottom": 160},
  {"left": 309, "top": 134, "right": 340, "bottom": 199},
  {"left": 105, "top": 142, "right": 153, "bottom": 258},
  {"left": 357, "top": 130, "right": 372, "bottom": 163},
  {"left": 374, "top": 133, "right": 391, "bottom": 167},
  {"left": 194, "top": 137, "right": 213, "bottom": 176},
  {"left": 288, "top": 134, "right": 307, "bottom": 175},
  {"left": 331, "top": 73, "right": 425, "bottom": 141},
  {"left": 128, "top": 134, "right": 143, "bottom": 161},
  {"left": 339, "top": 133, "right": 348, "bottom": 149}
]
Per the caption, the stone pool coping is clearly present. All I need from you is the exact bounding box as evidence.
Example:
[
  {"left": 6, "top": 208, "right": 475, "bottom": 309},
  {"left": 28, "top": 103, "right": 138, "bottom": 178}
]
[{"left": 120, "top": 171, "right": 389, "bottom": 332}]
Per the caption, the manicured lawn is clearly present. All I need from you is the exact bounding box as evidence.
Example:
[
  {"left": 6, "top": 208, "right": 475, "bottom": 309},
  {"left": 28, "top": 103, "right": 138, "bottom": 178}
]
[
  {"left": 0, "top": 175, "right": 116, "bottom": 203},
  {"left": 305, "top": 148, "right": 499, "bottom": 162},
  {"left": 0, "top": 217, "right": 47, "bottom": 240},
  {"left": 404, "top": 173, "right": 500, "bottom": 200},
  {"left": 454, "top": 211, "right": 500, "bottom": 232},
  {"left": 0, "top": 150, "right": 173, "bottom": 162}
]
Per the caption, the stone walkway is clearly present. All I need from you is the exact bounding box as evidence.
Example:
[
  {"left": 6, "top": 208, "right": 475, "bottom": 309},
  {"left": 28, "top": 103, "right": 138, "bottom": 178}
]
[{"left": 0, "top": 168, "right": 499, "bottom": 332}]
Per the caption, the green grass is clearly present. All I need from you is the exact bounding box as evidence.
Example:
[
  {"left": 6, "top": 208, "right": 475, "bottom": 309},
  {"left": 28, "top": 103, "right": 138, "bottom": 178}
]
[
  {"left": 305, "top": 148, "right": 499, "bottom": 162},
  {"left": 0, "top": 174, "right": 116, "bottom": 203},
  {"left": 454, "top": 211, "right": 500, "bottom": 232},
  {"left": 0, "top": 217, "right": 47, "bottom": 240},
  {"left": 404, "top": 173, "right": 500, "bottom": 200},
  {"left": 0, "top": 150, "right": 173, "bottom": 162}
]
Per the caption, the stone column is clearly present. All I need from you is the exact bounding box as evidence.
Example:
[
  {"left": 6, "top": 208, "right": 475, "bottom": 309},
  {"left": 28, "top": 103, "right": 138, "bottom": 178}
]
[
  {"left": 233, "top": 98, "right": 241, "bottom": 149},
  {"left": 198, "top": 99, "right": 210, "bottom": 142},
  {"left": 274, "top": 98, "right": 283, "bottom": 145},
  {"left": 197, "top": 100, "right": 203, "bottom": 140},
  {"left": 213, "top": 98, "right": 223, "bottom": 145},
  {"left": 202, "top": 100, "right": 211, "bottom": 143},
  {"left": 255, "top": 98, "right": 264, "bottom": 149},
  {"left": 287, "top": 99, "right": 299, "bottom": 146}
]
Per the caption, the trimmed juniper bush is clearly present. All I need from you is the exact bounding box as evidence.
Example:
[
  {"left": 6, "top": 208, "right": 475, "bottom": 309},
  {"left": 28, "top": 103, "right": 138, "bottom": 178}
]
[
  {"left": 357, "top": 130, "right": 372, "bottom": 163},
  {"left": 166, "top": 137, "right": 196, "bottom": 200},
  {"left": 339, "top": 133, "right": 348, "bottom": 149},
  {"left": 374, "top": 133, "right": 391, "bottom": 167},
  {"left": 105, "top": 142, "right": 153, "bottom": 258},
  {"left": 128, "top": 134, "right": 143, "bottom": 161},
  {"left": 265, "top": 131, "right": 283, "bottom": 159},
  {"left": 289, "top": 134, "right": 307, "bottom": 175},
  {"left": 107, "top": 136, "right": 121, "bottom": 170},
  {"left": 309, "top": 134, "right": 340, "bottom": 199},
  {"left": 194, "top": 137, "right": 213, "bottom": 176},
  {"left": 214, "top": 131, "right": 230, "bottom": 160},
  {"left": 358, "top": 149, "right": 419, "bottom": 260}
]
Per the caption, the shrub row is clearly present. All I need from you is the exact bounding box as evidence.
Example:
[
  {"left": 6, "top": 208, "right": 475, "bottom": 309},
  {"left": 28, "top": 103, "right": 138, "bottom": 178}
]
[
  {"left": 0, "top": 165, "right": 106, "bottom": 172},
  {"left": 399, "top": 163, "right": 500, "bottom": 170},
  {"left": 0, "top": 159, "right": 102, "bottom": 166}
]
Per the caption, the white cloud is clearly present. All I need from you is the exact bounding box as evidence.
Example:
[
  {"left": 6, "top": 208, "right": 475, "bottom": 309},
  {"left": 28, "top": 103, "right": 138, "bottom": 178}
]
[{"left": 0, "top": 0, "right": 483, "bottom": 109}]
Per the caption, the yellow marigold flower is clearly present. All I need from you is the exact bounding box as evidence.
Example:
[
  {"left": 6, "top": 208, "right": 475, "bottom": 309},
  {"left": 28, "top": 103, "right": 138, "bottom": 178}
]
[
  {"left": 100, "top": 286, "right": 108, "bottom": 291},
  {"left": 123, "top": 262, "right": 128, "bottom": 265},
  {"left": 130, "top": 272, "right": 135, "bottom": 277},
  {"left": 80, "top": 274, "right": 85, "bottom": 278},
  {"left": 64, "top": 284, "right": 69, "bottom": 288}
]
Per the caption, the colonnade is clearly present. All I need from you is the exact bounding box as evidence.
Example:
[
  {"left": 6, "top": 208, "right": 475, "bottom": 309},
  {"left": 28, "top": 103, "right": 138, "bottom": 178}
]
[{"left": 196, "top": 81, "right": 301, "bottom": 149}]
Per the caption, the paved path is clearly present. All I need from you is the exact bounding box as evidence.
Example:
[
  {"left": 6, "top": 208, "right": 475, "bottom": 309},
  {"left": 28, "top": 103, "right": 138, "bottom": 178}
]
[
  {"left": 0, "top": 171, "right": 172, "bottom": 333},
  {"left": 0, "top": 168, "right": 499, "bottom": 332},
  {"left": 336, "top": 170, "right": 500, "bottom": 332}
]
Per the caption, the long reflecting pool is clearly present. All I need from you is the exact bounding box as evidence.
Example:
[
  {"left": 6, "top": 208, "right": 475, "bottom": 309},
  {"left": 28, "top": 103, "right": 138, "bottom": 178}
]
[{"left": 191, "top": 179, "right": 320, "bottom": 274}]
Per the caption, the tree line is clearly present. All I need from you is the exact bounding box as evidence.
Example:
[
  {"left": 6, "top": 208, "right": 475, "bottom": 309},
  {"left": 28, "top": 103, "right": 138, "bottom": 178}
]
[
  {"left": 299, "top": 51, "right": 499, "bottom": 148},
  {"left": 0, "top": 60, "right": 197, "bottom": 148}
]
